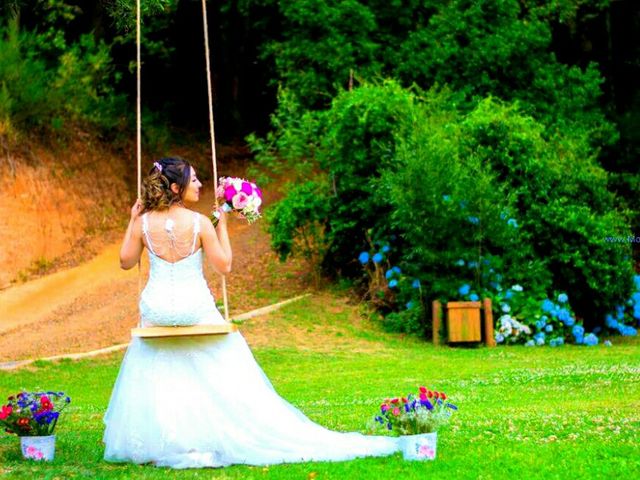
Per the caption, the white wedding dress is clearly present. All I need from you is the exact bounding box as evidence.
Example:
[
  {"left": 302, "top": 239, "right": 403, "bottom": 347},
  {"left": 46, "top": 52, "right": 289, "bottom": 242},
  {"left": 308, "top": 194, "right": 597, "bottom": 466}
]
[{"left": 103, "top": 212, "right": 399, "bottom": 468}]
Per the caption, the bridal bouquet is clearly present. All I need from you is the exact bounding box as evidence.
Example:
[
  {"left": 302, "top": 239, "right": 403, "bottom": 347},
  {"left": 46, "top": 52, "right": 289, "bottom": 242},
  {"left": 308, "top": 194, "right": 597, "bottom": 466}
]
[
  {"left": 212, "top": 177, "right": 262, "bottom": 226},
  {"left": 373, "top": 386, "right": 457, "bottom": 435},
  {"left": 0, "top": 391, "right": 71, "bottom": 436}
]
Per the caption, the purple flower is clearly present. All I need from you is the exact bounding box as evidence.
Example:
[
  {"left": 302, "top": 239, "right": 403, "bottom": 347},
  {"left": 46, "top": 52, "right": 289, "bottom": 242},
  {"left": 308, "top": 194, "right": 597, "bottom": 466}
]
[{"left": 224, "top": 185, "right": 237, "bottom": 202}]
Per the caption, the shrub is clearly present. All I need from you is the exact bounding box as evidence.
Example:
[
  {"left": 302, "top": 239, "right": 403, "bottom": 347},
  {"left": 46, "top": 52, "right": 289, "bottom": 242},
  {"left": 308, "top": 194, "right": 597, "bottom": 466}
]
[{"left": 260, "top": 81, "right": 634, "bottom": 330}]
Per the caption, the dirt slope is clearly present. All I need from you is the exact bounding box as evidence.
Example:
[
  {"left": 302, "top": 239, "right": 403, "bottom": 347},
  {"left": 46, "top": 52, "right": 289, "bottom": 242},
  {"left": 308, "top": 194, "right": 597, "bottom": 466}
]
[{"left": 0, "top": 150, "right": 311, "bottom": 362}]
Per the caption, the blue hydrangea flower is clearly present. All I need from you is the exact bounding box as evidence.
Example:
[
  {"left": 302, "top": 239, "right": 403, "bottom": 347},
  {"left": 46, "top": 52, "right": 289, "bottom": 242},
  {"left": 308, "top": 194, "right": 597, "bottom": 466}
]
[
  {"left": 512, "top": 284, "right": 523, "bottom": 292},
  {"left": 443, "top": 195, "right": 451, "bottom": 202},
  {"left": 604, "top": 340, "right": 612, "bottom": 347},
  {"left": 557, "top": 309, "right": 571, "bottom": 323},
  {"left": 459, "top": 200, "right": 468, "bottom": 209},
  {"left": 507, "top": 218, "right": 518, "bottom": 228},
  {"left": 572, "top": 325, "right": 585, "bottom": 338},
  {"left": 372, "top": 252, "right": 383, "bottom": 263},
  {"left": 382, "top": 245, "right": 390, "bottom": 253},
  {"left": 467, "top": 216, "right": 480, "bottom": 225},
  {"left": 412, "top": 279, "right": 421, "bottom": 289},
  {"left": 505, "top": 290, "right": 513, "bottom": 300},
  {"left": 500, "top": 211, "right": 508, "bottom": 220},
  {"left": 634, "top": 274, "right": 640, "bottom": 289},
  {"left": 501, "top": 304, "right": 511, "bottom": 313},
  {"left": 557, "top": 293, "right": 568, "bottom": 303},
  {"left": 469, "top": 293, "right": 479, "bottom": 301},
  {"left": 632, "top": 292, "right": 640, "bottom": 304},
  {"left": 392, "top": 266, "right": 401, "bottom": 274},
  {"left": 535, "top": 319, "right": 546, "bottom": 330},
  {"left": 525, "top": 339, "right": 535, "bottom": 347},
  {"left": 455, "top": 259, "right": 465, "bottom": 266},
  {"left": 468, "top": 261, "right": 478, "bottom": 269},
  {"left": 621, "top": 326, "right": 637, "bottom": 336},
  {"left": 385, "top": 269, "right": 394, "bottom": 279},
  {"left": 545, "top": 324, "right": 553, "bottom": 333},
  {"left": 583, "top": 333, "right": 599, "bottom": 346},
  {"left": 458, "top": 284, "right": 471, "bottom": 296},
  {"left": 358, "top": 252, "right": 369, "bottom": 264},
  {"left": 495, "top": 333, "right": 505, "bottom": 343},
  {"left": 542, "top": 299, "right": 554, "bottom": 313},
  {"left": 389, "top": 279, "right": 398, "bottom": 288},
  {"left": 406, "top": 301, "right": 414, "bottom": 310}
]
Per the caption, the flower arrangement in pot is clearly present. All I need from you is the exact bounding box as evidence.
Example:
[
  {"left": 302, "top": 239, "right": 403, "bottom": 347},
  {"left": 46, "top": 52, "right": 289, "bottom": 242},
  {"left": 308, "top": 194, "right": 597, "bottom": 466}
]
[
  {"left": 0, "top": 391, "right": 71, "bottom": 461},
  {"left": 373, "top": 386, "right": 457, "bottom": 460}
]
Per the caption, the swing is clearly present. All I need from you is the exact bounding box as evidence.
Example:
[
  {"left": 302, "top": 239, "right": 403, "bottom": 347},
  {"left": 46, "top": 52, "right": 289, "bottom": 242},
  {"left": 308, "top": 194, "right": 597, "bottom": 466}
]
[{"left": 131, "top": 0, "right": 236, "bottom": 338}]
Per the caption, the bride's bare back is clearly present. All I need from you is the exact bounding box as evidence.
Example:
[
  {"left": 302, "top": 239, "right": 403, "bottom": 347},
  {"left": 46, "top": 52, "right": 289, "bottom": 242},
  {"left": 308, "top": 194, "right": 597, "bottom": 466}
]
[{"left": 142, "top": 208, "right": 202, "bottom": 263}]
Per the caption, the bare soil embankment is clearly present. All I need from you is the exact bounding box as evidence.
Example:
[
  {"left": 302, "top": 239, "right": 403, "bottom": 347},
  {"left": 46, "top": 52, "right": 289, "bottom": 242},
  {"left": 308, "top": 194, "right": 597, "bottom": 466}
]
[{"left": 0, "top": 140, "right": 312, "bottom": 362}]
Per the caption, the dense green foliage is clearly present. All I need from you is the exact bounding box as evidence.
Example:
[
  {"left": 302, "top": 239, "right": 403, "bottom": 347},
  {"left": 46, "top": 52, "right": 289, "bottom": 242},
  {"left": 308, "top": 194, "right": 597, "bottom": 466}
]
[
  {"left": 0, "top": 4, "right": 125, "bottom": 139},
  {"left": 250, "top": 0, "right": 616, "bottom": 146},
  {"left": 256, "top": 81, "right": 635, "bottom": 330},
  {"left": 1, "top": 297, "right": 639, "bottom": 478}
]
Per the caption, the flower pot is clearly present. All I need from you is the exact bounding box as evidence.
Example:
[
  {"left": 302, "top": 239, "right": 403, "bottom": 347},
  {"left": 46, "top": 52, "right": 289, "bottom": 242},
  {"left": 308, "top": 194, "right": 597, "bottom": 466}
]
[
  {"left": 20, "top": 435, "right": 55, "bottom": 461},
  {"left": 400, "top": 432, "right": 437, "bottom": 461}
]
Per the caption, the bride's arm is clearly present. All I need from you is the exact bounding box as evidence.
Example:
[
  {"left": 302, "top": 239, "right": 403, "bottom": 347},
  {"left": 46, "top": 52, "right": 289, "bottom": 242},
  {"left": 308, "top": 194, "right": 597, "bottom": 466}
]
[
  {"left": 199, "top": 211, "right": 232, "bottom": 274},
  {"left": 119, "top": 200, "right": 144, "bottom": 270}
]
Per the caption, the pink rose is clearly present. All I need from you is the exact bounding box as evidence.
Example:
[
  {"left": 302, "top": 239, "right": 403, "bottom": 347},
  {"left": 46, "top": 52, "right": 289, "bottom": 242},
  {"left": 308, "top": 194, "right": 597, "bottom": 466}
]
[{"left": 232, "top": 192, "right": 249, "bottom": 209}]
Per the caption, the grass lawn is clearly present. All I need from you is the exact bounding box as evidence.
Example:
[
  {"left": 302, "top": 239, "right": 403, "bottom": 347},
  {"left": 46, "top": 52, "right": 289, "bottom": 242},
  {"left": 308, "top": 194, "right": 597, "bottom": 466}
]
[{"left": 0, "top": 294, "right": 638, "bottom": 479}]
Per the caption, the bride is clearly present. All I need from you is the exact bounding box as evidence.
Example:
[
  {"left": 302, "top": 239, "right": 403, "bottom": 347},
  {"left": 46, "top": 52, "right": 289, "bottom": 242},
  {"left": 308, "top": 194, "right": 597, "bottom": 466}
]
[{"left": 103, "top": 156, "right": 399, "bottom": 469}]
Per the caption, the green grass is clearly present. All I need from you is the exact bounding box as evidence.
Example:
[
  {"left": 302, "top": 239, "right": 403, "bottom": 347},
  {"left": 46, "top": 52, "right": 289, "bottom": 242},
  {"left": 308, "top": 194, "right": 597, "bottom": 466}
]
[{"left": 1, "top": 296, "right": 639, "bottom": 479}]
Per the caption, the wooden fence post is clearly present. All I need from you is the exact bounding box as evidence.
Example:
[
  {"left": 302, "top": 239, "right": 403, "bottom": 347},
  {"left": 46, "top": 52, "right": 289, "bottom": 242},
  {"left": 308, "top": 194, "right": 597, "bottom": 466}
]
[
  {"left": 483, "top": 298, "right": 495, "bottom": 347},
  {"left": 432, "top": 300, "right": 442, "bottom": 346}
]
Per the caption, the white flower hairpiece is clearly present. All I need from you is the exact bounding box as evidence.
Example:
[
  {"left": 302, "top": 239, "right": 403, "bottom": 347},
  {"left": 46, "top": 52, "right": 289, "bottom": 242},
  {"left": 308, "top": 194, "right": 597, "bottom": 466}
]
[{"left": 153, "top": 161, "right": 163, "bottom": 173}]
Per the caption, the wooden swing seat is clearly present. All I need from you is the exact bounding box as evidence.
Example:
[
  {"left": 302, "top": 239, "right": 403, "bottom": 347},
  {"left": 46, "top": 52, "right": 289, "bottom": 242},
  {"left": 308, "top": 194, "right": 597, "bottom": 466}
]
[{"left": 132, "top": 323, "right": 237, "bottom": 338}]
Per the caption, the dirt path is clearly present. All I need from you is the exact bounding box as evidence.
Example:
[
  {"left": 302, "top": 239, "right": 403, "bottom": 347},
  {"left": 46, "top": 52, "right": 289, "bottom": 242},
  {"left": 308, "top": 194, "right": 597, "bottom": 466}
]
[{"left": 0, "top": 187, "right": 311, "bottom": 362}]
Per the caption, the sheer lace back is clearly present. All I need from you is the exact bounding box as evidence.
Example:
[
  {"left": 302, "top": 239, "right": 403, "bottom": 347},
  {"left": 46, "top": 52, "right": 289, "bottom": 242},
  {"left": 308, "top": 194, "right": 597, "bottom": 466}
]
[{"left": 141, "top": 210, "right": 201, "bottom": 263}]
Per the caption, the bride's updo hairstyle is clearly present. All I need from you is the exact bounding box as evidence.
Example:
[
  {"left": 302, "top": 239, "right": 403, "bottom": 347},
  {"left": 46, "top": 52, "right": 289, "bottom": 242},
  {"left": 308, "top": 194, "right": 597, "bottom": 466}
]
[{"left": 141, "top": 156, "right": 191, "bottom": 212}]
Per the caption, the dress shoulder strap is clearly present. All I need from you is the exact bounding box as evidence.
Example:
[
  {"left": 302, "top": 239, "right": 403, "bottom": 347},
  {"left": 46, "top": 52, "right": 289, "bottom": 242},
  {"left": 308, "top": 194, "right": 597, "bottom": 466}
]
[
  {"left": 141, "top": 213, "right": 157, "bottom": 256},
  {"left": 190, "top": 212, "right": 201, "bottom": 254}
]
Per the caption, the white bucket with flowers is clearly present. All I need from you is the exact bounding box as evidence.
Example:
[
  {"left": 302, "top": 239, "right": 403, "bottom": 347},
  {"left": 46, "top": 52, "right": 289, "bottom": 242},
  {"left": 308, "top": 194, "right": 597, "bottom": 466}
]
[{"left": 372, "top": 386, "right": 457, "bottom": 461}]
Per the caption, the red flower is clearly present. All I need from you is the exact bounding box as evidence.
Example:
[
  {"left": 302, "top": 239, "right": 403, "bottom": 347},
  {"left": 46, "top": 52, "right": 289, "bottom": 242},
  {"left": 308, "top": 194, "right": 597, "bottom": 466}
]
[
  {"left": 390, "top": 398, "right": 399, "bottom": 404},
  {"left": 419, "top": 386, "right": 427, "bottom": 394},
  {"left": 17, "top": 418, "right": 30, "bottom": 426},
  {"left": 440, "top": 392, "right": 447, "bottom": 400},
  {"left": 427, "top": 390, "right": 434, "bottom": 398},
  {"left": 40, "top": 396, "right": 53, "bottom": 411},
  {"left": 401, "top": 397, "right": 408, "bottom": 403},
  {"left": 433, "top": 391, "right": 440, "bottom": 399},
  {"left": 0, "top": 405, "right": 12, "bottom": 420}
]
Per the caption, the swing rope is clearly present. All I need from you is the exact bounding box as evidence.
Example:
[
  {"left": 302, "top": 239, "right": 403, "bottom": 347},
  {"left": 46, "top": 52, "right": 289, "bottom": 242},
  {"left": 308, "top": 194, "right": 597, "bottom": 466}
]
[
  {"left": 135, "top": 0, "right": 231, "bottom": 327},
  {"left": 201, "top": 0, "right": 230, "bottom": 322}
]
